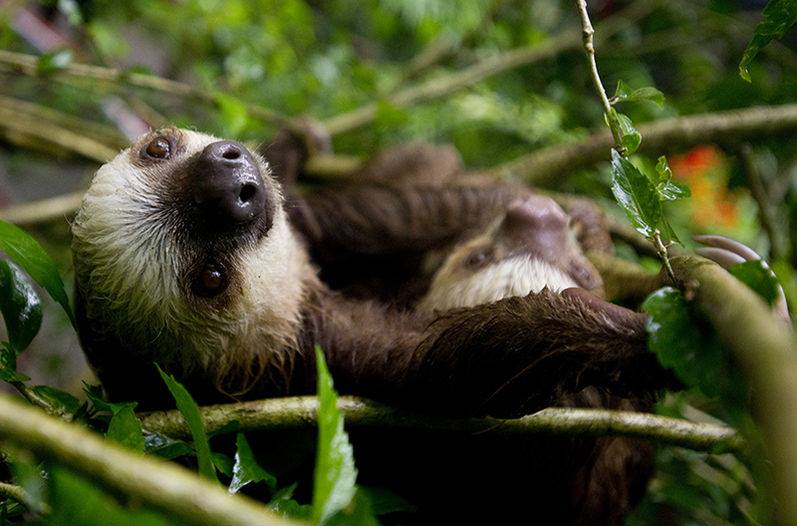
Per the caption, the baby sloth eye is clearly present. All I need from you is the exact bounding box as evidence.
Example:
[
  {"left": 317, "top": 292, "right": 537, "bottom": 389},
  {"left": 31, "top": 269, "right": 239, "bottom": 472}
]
[
  {"left": 143, "top": 137, "right": 172, "bottom": 160},
  {"left": 193, "top": 264, "right": 228, "bottom": 297},
  {"left": 465, "top": 249, "right": 492, "bottom": 269}
]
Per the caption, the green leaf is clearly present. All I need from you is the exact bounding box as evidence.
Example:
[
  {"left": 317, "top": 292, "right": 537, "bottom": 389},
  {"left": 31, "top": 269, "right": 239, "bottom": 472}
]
[
  {"left": 358, "top": 485, "right": 416, "bottom": 515},
  {"left": 46, "top": 465, "right": 177, "bottom": 526},
  {"left": 610, "top": 149, "right": 662, "bottom": 238},
  {"left": 612, "top": 80, "right": 665, "bottom": 107},
  {"left": 0, "top": 220, "right": 75, "bottom": 327},
  {"left": 269, "top": 483, "right": 312, "bottom": 519},
  {"left": 326, "top": 489, "right": 380, "bottom": 526},
  {"left": 29, "top": 385, "right": 81, "bottom": 416},
  {"left": 654, "top": 156, "right": 690, "bottom": 202},
  {"left": 156, "top": 365, "right": 217, "bottom": 482},
  {"left": 36, "top": 49, "right": 73, "bottom": 75},
  {"left": 214, "top": 93, "right": 249, "bottom": 137},
  {"left": 212, "top": 452, "right": 234, "bottom": 478},
  {"left": 642, "top": 287, "right": 746, "bottom": 406},
  {"left": 312, "top": 345, "right": 357, "bottom": 525},
  {"left": 228, "top": 433, "right": 277, "bottom": 494},
  {"left": 0, "top": 344, "right": 30, "bottom": 383},
  {"left": 606, "top": 109, "right": 641, "bottom": 154},
  {"left": 143, "top": 432, "right": 194, "bottom": 460},
  {"left": 729, "top": 260, "right": 779, "bottom": 305},
  {"left": 230, "top": 434, "right": 274, "bottom": 489},
  {"left": 0, "top": 260, "right": 42, "bottom": 352},
  {"left": 739, "top": 0, "right": 797, "bottom": 81},
  {"left": 106, "top": 404, "right": 145, "bottom": 451}
]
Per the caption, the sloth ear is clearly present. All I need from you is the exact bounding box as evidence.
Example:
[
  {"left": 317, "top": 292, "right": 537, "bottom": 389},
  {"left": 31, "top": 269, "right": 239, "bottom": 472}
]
[{"left": 562, "top": 287, "right": 647, "bottom": 327}]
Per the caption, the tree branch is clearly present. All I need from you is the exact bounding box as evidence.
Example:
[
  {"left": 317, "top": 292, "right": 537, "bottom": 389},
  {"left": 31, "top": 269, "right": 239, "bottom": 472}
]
[
  {"left": 322, "top": 1, "right": 659, "bottom": 136},
  {"left": 139, "top": 396, "right": 742, "bottom": 454},
  {"left": 0, "top": 395, "right": 303, "bottom": 526},
  {"left": 0, "top": 50, "right": 290, "bottom": 128},
  {"left": 480, "top": 104, "right": 797, "bottom": 185},
  {"left": 670, "top": 255, "right": 797, "bottom": 526}
]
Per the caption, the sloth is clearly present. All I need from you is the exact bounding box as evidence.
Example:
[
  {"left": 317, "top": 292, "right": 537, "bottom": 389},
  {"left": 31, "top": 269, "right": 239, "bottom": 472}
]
[{"left": 72, "top": 128, "right": 679, "bottom": 523}]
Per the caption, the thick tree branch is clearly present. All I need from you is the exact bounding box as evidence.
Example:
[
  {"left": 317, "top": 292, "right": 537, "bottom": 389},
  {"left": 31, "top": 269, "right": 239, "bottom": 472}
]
[
  {"left": 0, "top": 395, "right": 303, "bottom": 526},
  {"left": 139, "top": 396, "right": 742, "bottom": 454},
  {"left": 671, "top": 255, "right": 797, "bottom": 526},
  {"left": 479, "top": 104, "right": 797, "bottom": 185}
]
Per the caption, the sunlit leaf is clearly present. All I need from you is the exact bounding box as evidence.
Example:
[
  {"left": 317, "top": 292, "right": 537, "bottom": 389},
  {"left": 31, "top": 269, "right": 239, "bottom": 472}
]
[
  {"left": 739, "top": 0, "right": 797, "bottom": 81},
  {"left": 0, "top": 220, "right": 74, "bottom": 327},
  {"left": 610, "top": 149, "right": 661, "bottom": 238},
  {"left": 0, "top": 260, "right": 42, "bottom": 353},
  {"left": 228, "top": 433, "right": 277, "bottom": 494},
  {"left": 612, "top": 80, "right": 665, "bottom": 107},
  {"left": 312, "top": 345, "right": 358, "bottom": 525},
  {"left": 156, "top": 365, "right": 217, "bottom": 482}
]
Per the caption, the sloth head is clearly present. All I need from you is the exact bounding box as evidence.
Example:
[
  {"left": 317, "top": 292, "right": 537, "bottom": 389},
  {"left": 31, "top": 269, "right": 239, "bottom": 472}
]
[
  {"left": 419, "top": 196, "right": 603, "bottom": 311},
  {"left": 72, "top": 128, "right": 312, "bottom": 386}
]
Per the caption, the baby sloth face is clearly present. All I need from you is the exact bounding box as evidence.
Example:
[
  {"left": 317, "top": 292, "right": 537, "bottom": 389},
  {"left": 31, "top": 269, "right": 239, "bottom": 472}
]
[
  {"left": 419, "top": 196, "right": 603, "bottom": 311},
  {"left": 72, "top": 128, "right": 309, "bottom": 371}
]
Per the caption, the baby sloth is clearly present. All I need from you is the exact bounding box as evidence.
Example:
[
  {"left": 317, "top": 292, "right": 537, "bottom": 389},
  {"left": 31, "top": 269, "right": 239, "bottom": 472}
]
[{"left": 71, "top": 128, "right": 673, "bottom": 523}]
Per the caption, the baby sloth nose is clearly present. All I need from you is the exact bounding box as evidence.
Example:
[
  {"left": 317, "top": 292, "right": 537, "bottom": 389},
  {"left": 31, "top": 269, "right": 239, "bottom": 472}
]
[
  {"left": 500, "top": 196, "right": 570, "bottom": 261},
  {"left": 194, "top": 140, "right": 266, "bottom": 225},
  {"left": 502, "top": 196, "right": 568, "bottom": 234}
]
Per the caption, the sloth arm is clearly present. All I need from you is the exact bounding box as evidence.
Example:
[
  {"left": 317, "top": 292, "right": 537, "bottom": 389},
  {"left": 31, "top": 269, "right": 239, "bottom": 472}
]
[
  {"left": 318, "top": 290, "right": 671, "bottom": 418},
  {"left": 288, "top": 183, "right": 526, "bottom": 260}
]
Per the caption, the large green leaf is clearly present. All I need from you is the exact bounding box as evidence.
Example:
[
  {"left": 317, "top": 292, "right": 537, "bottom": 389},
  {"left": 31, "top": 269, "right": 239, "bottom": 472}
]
[
  {"left": 106, "top": 403, "right": 145, "bottom": 451},
  {"left": 0, "top": 220, "right": 74, "bottom": 327},
  {"left": 228, "top": 433, "right": 277, "bottom": 494},
  {"left": 312, "top": 345, "right": 358, "bottom": 525},
  {"left": 729, "top": 260, "right": 780, "bottom": 305},
  {"left": 156, "top": 365, "right": 217, "bottom": 482},
  {"left": 0, "top": 260, "right": 42, "bottom": 353},
  {"left": 610, "top": 149, "right": 662, "bottom": 238},
  {"left": 642, "top": 287, "right": 746, "bottom": 407},
  {"left": 739, "top": 0, "right": 797, "bottom": 81}
]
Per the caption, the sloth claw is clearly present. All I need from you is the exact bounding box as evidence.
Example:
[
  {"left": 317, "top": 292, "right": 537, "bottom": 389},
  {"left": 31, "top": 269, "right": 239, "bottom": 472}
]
[{"left": 694, "top": 235, "right": 790, "bottom": 322}]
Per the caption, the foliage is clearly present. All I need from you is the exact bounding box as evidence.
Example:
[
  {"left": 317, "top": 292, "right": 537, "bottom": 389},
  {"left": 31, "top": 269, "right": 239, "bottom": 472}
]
[{"left": 0, "top": 0, "right": 794, "bottom": 524}]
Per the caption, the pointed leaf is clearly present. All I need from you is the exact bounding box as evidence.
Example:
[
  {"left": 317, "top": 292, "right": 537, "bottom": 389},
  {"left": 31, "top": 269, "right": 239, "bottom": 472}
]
[
  {"left": 156, "top": 365, "right": 217, "bottom": 482},
  {"left": 610, "top": 150, "right": 662, "bottom": 238},
  {"left": 228, "top": 433, "right": 277, "bottom": 494},
  {"left": 0, "top": 220, "right": 74, "bottom": 327},
  {"left": 312, "top": 345, "right": 357, "bottom": 525},
  {"left": 615, "top": 112, "right": 642, "bottom": 154},
  {"left": 0, "top": 260, "right": 42, "bottom": 352},
  {"left": 106, "top": 403, "right": 145, "bottom": 451},
  {"left": 612, "top": 80, "right": 665, "bottom": 106},
  {"left": 739, "top": 0, "right": 797, "bottom": 81}
]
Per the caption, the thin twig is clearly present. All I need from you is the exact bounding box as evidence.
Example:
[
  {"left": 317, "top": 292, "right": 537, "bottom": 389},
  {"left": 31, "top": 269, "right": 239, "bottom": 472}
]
[
  {"left": 322, "top": 1, "right": 659, "bottom": 136},
  {"left": 139, "top": 396, "right": 743, "bottom": 454},
  {"left": 0, "top": 49, "right": 291, "bottom": 128},
  {"left": 0, "top": 395, "right": 303, "bottom": 526},
  {"left": 738, "top": 143, "right": 785, "bottom": 260}
]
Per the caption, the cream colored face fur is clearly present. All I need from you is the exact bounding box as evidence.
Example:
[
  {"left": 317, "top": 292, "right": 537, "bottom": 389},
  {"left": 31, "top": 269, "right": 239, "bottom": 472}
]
[
  {"left": 418, "top": 220, "right": 578, "bottom": 312},
  {"left": 72, "top": 129, "right": 312, "bottom": 380}
]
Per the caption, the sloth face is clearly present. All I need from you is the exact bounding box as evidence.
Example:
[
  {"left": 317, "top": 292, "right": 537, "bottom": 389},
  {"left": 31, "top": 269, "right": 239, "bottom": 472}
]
[
  {"left": 72, "top": 128, "right": 309, "bottom": 370},
  {"left": 419, "top": 196, "right": 602, "bottom": 311}
]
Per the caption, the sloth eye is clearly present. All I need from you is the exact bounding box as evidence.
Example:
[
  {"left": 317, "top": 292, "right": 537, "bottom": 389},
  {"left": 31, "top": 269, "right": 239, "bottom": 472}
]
[
  {"left": 193, "top": 264, "right": 228, "bottom": 297},
  {"left": 465, "top": 249, "right": 492, "bottom": 269},
  {"left": 143, "top": 137, "right": 172, "bottom": 160}
]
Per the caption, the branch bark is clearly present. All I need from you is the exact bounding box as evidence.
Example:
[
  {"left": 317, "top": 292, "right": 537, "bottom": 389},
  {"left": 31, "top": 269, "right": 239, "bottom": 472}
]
[
  {"left": 671, "top": 255, "right": 797, "bottom": 526},
  {"left": 139, "top": 395, "right": 742, "bottom": 454},
  {"left": 479, "top": 104, "right": 797, "bottom": 185},
  {"left": 0, "top": 394, "right": 303, "bottom": 526}
]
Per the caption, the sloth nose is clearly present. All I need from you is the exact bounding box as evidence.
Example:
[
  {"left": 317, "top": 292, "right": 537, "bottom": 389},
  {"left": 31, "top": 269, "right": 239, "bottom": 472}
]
[
  {"left": 194, "top": 140, "right": 266, "bottom": 225},
  {"left": 502, "top": 196, "right": 568, "bottom": 234},
  {"left": 500, "top": 196, "right": 570, "bottom": 261}
]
